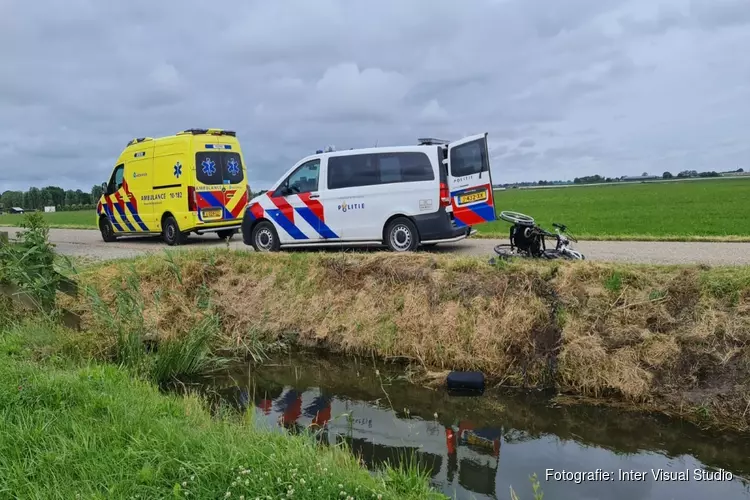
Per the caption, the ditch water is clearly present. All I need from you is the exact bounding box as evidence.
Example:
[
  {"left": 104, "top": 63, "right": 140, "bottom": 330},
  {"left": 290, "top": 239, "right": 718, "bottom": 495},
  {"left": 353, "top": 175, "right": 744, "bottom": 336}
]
[{"left": 186, "top": 353, "right": 750, "bottom": 500}]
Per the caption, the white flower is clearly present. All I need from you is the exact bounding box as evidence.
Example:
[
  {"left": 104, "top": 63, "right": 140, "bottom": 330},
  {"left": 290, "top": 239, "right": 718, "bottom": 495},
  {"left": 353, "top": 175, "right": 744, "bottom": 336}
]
[
  {"left": 299, "top": 478, "right": 305, "bottom": 485},
  {"left": 190, "top": 475, "right": 195, "bottom": 481},
  {"left": 225, "top": 493, "right": 231, "bottom": 498},
  {"left": 182, "top": 482, "right": 187, "bottom": 487}
]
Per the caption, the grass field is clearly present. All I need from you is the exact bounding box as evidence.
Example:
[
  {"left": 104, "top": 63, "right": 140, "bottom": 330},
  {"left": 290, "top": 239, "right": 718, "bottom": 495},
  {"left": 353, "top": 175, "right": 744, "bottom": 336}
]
[
  {"left": 0, "top": 210, "right": 93, "bottom": 229},
  {"left": 484, "top": 177, "right": 750, "bottom": 241},
  {"left": 3, "top": 177, "right": 749, "bottom": 241}
]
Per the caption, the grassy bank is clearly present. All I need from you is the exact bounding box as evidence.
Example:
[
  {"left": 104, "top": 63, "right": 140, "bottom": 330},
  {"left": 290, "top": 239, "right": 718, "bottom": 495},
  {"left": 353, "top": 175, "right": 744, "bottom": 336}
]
[
  {"left": 0, "top": 215, "right": 445, "bottom": 499},
  {"left": 64, "top": 249, "right": 750, "bottom": 431},
  {"left": 479, "top": 177, "right": 750, "bottom": 241},
  {"left": 0, "top": 318, "right": 443, "bottom": 500}
]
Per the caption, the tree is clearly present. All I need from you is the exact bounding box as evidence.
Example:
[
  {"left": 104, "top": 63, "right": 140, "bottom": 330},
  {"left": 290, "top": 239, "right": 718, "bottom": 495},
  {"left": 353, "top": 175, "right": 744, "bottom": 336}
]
[
  {"left": 1, "top": 190, "right": 24, "bottom": 209},
  {"left": 662, "top": 171, "right": 673, "bottom": 179},
  {"left": 642, "top": 172, "right": 648, "bottom": 177},
  {"left": 75, "top": 189, "right": 90, "bottom": 205},
  {"left": 41, "top": 186, "right": 65, "bottom": 207},
  {"left": 26, "top": 187, "right": 41, "bottom": 210}
]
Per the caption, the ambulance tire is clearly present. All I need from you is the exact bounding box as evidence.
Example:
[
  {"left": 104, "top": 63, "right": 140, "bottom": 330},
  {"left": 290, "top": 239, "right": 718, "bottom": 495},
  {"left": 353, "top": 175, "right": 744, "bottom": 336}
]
[
  {"left": 162, "top": 216, "right": 185, "bottom": 246},
  {"left": 217, "top": 229, "right": 237, "bottom": 241},
  {"left": 99, "top": 217, "right": 117, "bottom": 243},
  {"left": 384, "top": 217, "right": 419, "bottom": 252},
  {"left": 251, "top": 221, "right": 280, "bottom": 252}
]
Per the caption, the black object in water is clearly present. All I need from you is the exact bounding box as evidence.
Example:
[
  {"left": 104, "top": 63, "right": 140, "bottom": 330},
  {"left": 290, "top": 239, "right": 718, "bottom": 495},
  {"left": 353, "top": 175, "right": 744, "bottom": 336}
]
[{"left": 446, "top": 371, "right": 485, "bottom": 394}]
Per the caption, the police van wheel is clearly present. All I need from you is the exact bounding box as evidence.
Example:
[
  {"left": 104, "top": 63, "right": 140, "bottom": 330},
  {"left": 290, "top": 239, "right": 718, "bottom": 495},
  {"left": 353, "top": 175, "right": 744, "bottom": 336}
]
[
  {"left": 385, "top": 218, "right": 419, "bottom": 252},
  {"left": 217, "top": 229, "right": 237, "bottom": 241},
  {"left": 99, "top": 217, "right": 117, "bottom": 243},
  {"left": 251, "top": 221, "right": 280, "bottom": 252},
  {"left": 162, "top": 216, "right": 185, "bottom": 246}
]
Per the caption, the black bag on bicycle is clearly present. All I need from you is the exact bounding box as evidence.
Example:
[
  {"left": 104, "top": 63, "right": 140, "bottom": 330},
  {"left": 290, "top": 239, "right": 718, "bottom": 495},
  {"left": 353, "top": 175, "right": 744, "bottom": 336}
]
[{"left": 509, "top": 224, "right": 544, "bottom": 257}]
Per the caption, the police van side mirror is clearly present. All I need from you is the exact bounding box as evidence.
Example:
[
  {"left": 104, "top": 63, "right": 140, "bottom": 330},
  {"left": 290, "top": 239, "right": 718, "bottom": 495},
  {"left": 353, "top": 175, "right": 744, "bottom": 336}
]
[{"left": 101, "top": 182, "right": 108, "bottom": 194}]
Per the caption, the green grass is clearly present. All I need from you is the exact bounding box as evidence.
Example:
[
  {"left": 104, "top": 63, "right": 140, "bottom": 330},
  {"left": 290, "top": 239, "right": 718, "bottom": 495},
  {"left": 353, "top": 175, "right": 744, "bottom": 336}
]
[
  {"left": 479, "top": 177, "right": 750, "bottom": 240},
  {"left": 0, "top": 210, "right": 94, "bottom": 229},
  {"left": 0, "top": 320, "right": 443, "bottom": 500}
]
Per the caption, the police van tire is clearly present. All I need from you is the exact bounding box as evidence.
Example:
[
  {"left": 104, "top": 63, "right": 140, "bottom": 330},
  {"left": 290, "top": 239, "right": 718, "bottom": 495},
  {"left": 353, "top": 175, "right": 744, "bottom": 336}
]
[
  {"left": 251, "top": 221, "right": 280, "bottom": 252},
  {"left": 162, "top": 216, "right": 185, "bottom": 246},
  {"left": 384, "top": 217, "right": 419, "bottom": 252},
  {"left": 217, "top": 229, "right": 237, "bottom": 241},
  {"left": 99, "top": 217, "right": 117, "bottom": 243}
]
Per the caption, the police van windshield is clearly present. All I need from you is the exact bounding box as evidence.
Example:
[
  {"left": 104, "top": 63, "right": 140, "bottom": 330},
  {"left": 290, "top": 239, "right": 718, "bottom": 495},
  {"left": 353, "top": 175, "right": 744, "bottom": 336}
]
[
  {"left": 195, "top": 152, "right": 245, "bottom": 185},
  {"left": 449, "top": 139, "right": 489, "bottom": 178}
]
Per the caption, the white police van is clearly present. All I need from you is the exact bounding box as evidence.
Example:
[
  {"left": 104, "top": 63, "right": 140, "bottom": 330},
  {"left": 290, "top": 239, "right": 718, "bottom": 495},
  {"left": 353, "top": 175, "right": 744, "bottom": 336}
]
[{"left": 242, "top": 133, "right": 497, "bottom": 252}]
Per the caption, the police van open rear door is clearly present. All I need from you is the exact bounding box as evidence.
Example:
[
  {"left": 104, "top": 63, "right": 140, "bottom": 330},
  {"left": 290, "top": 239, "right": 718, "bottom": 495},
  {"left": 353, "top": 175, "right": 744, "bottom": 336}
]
[{"left": 446, "top": 133, "right": 496, "bottom": 228}]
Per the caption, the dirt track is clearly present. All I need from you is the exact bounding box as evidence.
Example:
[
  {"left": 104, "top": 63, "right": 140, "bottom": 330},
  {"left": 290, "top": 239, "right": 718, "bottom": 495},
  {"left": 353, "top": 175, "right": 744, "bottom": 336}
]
[{"left": 3, "top": 226, "right": 750, "bottom": 266}]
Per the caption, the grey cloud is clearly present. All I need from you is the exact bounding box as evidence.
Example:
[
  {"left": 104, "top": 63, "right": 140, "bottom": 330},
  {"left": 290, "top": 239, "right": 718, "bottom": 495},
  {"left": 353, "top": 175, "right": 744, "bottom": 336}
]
[
  {"left": 1, "top": 0, "right": 750, "bottom": 191},
  {"left": 691, "top": 0, "right": 750, "bottom": 29}
]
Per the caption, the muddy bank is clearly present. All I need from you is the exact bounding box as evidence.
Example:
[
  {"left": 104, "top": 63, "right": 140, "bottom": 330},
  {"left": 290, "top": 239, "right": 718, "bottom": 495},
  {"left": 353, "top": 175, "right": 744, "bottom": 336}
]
[{"left": 67, "top": 249, "right": 750, "bottom": 430}]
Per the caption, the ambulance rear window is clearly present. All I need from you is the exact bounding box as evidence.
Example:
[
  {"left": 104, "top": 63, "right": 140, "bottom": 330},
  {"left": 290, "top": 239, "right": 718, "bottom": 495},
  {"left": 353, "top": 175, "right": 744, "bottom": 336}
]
[{"left": 195, "top": 152, "right": 244, "bottom": 184}]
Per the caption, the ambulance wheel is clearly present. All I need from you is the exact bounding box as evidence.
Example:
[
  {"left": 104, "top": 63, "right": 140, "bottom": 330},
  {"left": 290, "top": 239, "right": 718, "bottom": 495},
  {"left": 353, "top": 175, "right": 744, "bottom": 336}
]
[
  {"left": 217, "top": 229, "right": 237, "bottom": 241},
  {"left": 385, "top": 217, "right": 419, "bottom": 252},
  {"left": 251, "top": 221, "right": 280, "bottom": 252},
  {"left": 99, "top": 217, "right": 117, "bottom": 243},
  {"left": 162, "top": 216, "right": 185, "bottom": 246}
]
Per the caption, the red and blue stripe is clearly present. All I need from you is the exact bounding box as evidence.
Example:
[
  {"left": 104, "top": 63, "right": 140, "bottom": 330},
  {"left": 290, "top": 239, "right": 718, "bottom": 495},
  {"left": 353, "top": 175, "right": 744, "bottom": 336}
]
[
  {"left": 451, "top": 185, "right": 496, "bottom": 228},
  {"left": 246, "top": 193, "right": 339, "bottom": 240},
  {"left": 195, "top": 190, "right": 247, "bottom": 221}
]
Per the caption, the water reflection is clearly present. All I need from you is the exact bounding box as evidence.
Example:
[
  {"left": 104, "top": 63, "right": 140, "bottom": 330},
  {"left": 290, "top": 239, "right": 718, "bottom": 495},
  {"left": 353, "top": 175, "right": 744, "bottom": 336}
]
[{"left": 194, "top": 355, "right": 750, "bottom": 500}]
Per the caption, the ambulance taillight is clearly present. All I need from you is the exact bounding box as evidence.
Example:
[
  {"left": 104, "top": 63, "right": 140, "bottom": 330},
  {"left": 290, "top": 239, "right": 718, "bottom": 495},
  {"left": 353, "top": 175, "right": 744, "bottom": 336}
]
[{"left": 187, "top": 186, "right": 197, "bottom": 212}]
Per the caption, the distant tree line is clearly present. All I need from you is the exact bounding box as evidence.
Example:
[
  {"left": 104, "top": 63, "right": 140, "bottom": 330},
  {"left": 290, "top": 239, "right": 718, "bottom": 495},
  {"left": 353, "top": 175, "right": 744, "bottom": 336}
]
[
  {"left": 1, "top": 184, "right": 267, "bottom": 212},
  {"left": 0, "top": 185, "right": 103, "bottom": 212},
  {"left": 496, "top": 168, "right": 743, "bottom": 188}
]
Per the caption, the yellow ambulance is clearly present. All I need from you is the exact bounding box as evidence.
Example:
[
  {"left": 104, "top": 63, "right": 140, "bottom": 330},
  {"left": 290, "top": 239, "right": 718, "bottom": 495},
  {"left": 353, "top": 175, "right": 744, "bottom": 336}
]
[{"left": 96, "top": 128, "right": 249, "bottom": 245}]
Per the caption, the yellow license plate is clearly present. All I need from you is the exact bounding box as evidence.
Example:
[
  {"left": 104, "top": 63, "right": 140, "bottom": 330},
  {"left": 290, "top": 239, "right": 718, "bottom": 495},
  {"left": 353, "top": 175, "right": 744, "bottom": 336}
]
[
  {"left": 458, "top": 191, "right": 487, "bottom": 205},
  {"left": 202, "top": 209, "right": 222, "bottom": 218}
]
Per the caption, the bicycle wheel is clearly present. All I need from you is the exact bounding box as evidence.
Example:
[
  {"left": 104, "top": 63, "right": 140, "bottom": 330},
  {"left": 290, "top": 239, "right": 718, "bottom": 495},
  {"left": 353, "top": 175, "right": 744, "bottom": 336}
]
[
  {"left": 493, "top": 244, "right": 518, "bottom": 260},
  {"left": 499, "top": 211, "right": 535, "bottom": 226}
]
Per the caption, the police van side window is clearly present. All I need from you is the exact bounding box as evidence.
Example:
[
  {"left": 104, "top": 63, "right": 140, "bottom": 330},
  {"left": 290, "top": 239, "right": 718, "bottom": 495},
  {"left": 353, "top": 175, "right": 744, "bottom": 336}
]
[
  {"left": 328, "top": 154, "right": 378, "bottom": 190},
  {"left": 276, "top": 159, "right": 320, "bottom": 196},
  {"left": 327, "top": 152, "right": 433, "bottom": 190},
  {"left": 383, "top": 152, "right": 434, "bottom": 183}
]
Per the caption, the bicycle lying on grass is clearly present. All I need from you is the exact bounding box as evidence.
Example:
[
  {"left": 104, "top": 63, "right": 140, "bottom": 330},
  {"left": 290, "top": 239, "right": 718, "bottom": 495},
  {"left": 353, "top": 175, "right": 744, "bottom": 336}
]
[{"left": 493, "top": 211, "right": 585, "bottom": 261}]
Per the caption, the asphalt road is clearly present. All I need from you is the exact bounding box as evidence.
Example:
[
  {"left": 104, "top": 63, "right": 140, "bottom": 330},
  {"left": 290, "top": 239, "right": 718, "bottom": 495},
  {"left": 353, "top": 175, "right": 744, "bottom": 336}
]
[{"left": 2, "top": 226, "right": 750, "bottom": 266}]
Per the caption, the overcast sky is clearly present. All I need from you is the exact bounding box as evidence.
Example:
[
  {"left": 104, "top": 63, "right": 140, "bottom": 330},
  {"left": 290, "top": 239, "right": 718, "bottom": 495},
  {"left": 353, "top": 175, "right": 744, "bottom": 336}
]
[{"left": 1, "top": 0, "right": 749, "bottom": 192}]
